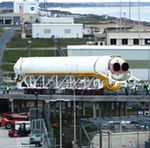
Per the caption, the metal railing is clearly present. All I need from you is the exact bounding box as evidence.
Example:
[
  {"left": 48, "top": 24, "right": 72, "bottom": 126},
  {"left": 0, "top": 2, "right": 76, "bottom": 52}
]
[{"left": 29, "top": 108, "right": 55, "bottom": 148}]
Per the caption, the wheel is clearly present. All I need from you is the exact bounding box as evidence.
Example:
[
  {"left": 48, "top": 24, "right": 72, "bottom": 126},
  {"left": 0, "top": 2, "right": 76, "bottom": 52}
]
[
  {"left": 35, "top": 143, "right": 41, "bottom": 147},
  {"left": 8, "top": 133, "right": 13, "bottom": 137},
  {"left": 5, "top": 123, "right": 11, "bottom": 129}
]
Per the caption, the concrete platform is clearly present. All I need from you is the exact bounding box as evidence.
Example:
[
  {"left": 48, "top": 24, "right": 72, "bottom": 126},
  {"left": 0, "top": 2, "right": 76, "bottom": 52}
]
[{"left": 0, "top": 92, "right": 150, "bottom": 102}]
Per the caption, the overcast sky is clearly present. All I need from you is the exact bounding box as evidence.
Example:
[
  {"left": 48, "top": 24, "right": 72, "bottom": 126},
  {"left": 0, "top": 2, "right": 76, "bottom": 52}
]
[{"left": 1, "top": 0, "right": 150, "bottom": 2}]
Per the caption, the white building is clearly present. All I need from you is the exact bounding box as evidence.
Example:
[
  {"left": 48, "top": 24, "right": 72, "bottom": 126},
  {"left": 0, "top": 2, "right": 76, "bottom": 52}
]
[
  {"left": 14, "top": 0, "right": 39, "bottom": 14},
  {"left": 106, "top": 30, "right": 150, "bottom": 46},
  {"left": 40, "top": 17, "right": 74, "bottom": 24},
  {"left": 32, "top": 17, "right": 83, "bottom": 38},
  {"left": 32, "top": 24, "right": 83, "bottom": 38},
  {"left": 67, "top": 45, "right": 150, "bottom": 81}
]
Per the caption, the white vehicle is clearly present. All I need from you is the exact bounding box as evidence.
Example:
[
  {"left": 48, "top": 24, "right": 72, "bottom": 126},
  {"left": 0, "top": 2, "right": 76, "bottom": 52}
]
[{"left": 14, "top": 121, "right": 30, "bottom": 131}]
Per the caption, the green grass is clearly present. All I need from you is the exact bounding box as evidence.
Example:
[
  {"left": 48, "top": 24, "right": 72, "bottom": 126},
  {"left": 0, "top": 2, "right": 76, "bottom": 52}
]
[
  {"left": 3, "top": 30, "right": 88, "bottom": 71},
  {"left": 6, "top": 38, "right": 88, "bottom": 48},
  {"left": 2, "top": 50, "right": 57, "bottom": 63},
  {"left": 0, "top": 27, "right": 4, "bottom": 33},
  {"left": 0, "top": 64, "right": 13, "bottom": 71},
  {"left": 6, "top": 32, "right": 53, "bottom": 48},
  {"left": 6, "top": 31, "right": 88, "bottom": 48},
  {"left": 74, "top": 17, "right": 101, "bottom": 24},
  {"left": 2, "top": 49, "right": 67, "bottom": 71}
]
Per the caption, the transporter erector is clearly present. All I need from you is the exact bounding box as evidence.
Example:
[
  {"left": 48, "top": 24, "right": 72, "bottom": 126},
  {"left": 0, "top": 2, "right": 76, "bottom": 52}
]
[{"left": 14, "top": 55, "right": 133, "bottom": 91}]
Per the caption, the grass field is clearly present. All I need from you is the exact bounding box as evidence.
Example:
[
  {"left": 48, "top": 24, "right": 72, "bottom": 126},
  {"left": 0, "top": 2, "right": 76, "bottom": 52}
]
[
  {"left": 6, "top": 31, "right": 88, "bottom": 48},
  {"left": 0, "top": 27, "right": 4, "bottom": 33},
  {"left": 2, "top": 29, "right": 89, "bottom": 72},
  {"left": 1, "top": 49, "right": 67, "bottom": 71}
]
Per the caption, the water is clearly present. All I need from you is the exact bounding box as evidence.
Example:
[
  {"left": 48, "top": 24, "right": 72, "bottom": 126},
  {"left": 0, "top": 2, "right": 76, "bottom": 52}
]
[{"left": 49, "top": 6, "right": 150, "bottom": 22}]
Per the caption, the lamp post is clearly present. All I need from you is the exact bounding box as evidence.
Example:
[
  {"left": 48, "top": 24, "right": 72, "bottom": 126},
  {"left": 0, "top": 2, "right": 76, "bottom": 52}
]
[
  {"left": 73, "top": 86, "right": 77, "bottom": 146},
  {"left": 34, "top": 91, "right": 38, "bottom": 119},
  {"left": 59, "top": 99, "right": 62, "bottom": 148},
  {"left": 138, "top": 0, "right": 141, "bottom": 45},
  {"left": 148, "top": 49, "right": 150, "bottom": 82},
  {"left": 129, "top": 0, "right": 131, "bottom": 20},
  {"left": 119, "top": 0, "right": 122, "bottom": 28},
  {"left": 27, "top": 40, "right": 31, "bottom": 57},
  {"left": 51, "top": 98, "right": 70, "bottom": 148},
  {"left": 59, "top": 99, "right": 70, "bottom": 148},
  {"left": 123, "top": 12, "right": 126, "bottom": 29}
]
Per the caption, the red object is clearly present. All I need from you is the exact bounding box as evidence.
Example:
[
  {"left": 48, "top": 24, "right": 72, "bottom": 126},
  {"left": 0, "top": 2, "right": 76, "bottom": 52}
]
[
  {"left": 8, "top": 129, "right": 19, "bottom": 137},
  {"left": 52, "top": 123, "right": 58, "bottom": 128},
  {"left": 8, "top": 121, "right": 30, "bottom": 137},
  {"left": 1, "top": 112, "right": 29, "bottom": 129}
]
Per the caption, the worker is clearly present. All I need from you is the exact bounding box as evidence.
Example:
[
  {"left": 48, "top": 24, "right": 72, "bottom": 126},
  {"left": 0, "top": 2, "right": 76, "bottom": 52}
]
[
  {"left": 125, "top": 85, "right": 129, "bottom": 95},
  {"left": 131, "top": 85, "right": 135, "bottom": 95},
  {"left": 147, "top": 84, "right": 150, "bottom": 95},
  {"left": 134, "top": 85, "right": 138, "bottom": 95},
  {"left": 131, "top": 85, "right": 138, "bottom": 95},
  {"left": 143, "top": 84, "right": 148, "bottom": 95},
  {"left": 6, "top": 84, "right": 10, "bottom": 94}
]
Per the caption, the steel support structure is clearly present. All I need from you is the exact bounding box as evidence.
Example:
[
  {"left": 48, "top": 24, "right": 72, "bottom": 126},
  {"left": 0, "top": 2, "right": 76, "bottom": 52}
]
[
  {"left": 16, "top": 74, "right": 103, "bottom": 90},
  {"left": 79, "top": 116, "right": 150, "bottom": 148}
]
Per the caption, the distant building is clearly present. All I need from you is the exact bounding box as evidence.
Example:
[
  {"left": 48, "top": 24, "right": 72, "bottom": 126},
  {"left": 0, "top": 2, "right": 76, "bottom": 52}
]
[
  {"left": 106, "top": 30, "right": 150, "bottom": 46},
  {"left": 13, "top": 0, "right": 39, "bottom": 14},
  {"left": 32, "top": 24, "right": 83, "bottom": 38},
  {"left": 32, "top": 17, "right": 83, "bottom": 38},
  {"left": 0, "top": 0, "right": 39, "bottom": 25},
  {"left": 40, "top": 17, "right": 74, "bottom": 24},
  {"left": 0, "top": 13, "right": 20, "bottom": 25}
]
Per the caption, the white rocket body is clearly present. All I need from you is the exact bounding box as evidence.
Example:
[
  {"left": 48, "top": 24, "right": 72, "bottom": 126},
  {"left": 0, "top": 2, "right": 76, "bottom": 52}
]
[
  {"left": 14, "top": 56, "right": 110, "bottom": 75},
  {"left": 14, "top": 55, "right": 131, "bottom": 90}
]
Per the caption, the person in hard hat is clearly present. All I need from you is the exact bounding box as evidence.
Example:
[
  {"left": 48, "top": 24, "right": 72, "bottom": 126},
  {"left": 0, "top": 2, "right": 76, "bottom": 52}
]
[
  {"left": 125, "top": 85, "right": 129, "bottom": 95},
  {"left": 143, "top": 84, "right": 148, "bottom": 95},
  {"left": 147, "top": 84, "right": 150, "bottom": 95},
  {"left": 135, "top": 85, "right": 138, "bottom": 95},
  {"left": 6, "top": 84, "right": 10, "bottom": 94},
  {"left": 131, "top": 85, "right": 135, "bottom": 95}
]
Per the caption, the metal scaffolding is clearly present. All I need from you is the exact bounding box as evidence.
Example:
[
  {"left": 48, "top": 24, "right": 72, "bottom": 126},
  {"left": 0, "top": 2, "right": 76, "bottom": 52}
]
[
  {"left": 79, "top": 115, "right": 150, "bottom": 148},
  {"left": 17, "top": 74, "right": 103, "bottom": 90}
]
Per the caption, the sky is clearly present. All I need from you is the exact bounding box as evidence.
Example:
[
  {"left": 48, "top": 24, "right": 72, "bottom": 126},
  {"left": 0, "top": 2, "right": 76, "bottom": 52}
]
[{"left": 1, "top": 0, "right": 150, "bottom": 2}]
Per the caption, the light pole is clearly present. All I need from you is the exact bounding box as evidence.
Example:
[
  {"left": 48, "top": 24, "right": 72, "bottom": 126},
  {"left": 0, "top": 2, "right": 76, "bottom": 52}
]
[
  {"left": 27, "top": 40, "right": 31, "bottom": 57},
  {"left": 119, "top": 0, "right": 122, "bottom": 28},
  {"left": 148, "top": 49, "right": 150, "bottom": 82},
  {"left": 34, "top": 91, "right": 38, "bottom": 119},
  {"left": 51, "top": 98, "right": 70, "bottom": 148},
  {"left": 59, "top": 99, "right": 62, "bottom": 148},
  {"left": 59, "top": 99, "right": 70, "bottom": 148},
  {"left": 123, "top": 12, "right": 126, "bottom": 29},
  {"left": 129, "top": 0, "right": 131, "bottom": 20},
  {"left": 73, "top": 86, "right": 77, "bottom": 145},
  {"left": 138, "top": 0, "right": 141, "bottom": 45}
]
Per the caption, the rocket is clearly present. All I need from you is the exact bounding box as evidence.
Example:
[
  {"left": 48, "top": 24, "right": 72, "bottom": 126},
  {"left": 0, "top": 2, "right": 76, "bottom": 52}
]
[{"left": 14, "top": 55, "right": 132, "bottom": 91}]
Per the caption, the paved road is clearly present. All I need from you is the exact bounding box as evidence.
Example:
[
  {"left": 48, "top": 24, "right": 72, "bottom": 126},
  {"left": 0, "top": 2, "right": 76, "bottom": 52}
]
[
  {"left": 0, "top": 127, "right": 30, "bottom": 148},
  {"left": 0, "top": 28, "right": 15, "bottom": 83},
  {"left": 0, "top": 28, "right": 15, "bottom": 63}
]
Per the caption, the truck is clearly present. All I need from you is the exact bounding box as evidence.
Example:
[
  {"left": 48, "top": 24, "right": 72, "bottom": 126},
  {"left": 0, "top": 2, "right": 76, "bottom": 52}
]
[
  {"left": 1, "top": 112, "right": 29, "bottom": 129},
  {"left": 30, "top": 133, "right": 43, "bottom": 147},
  {"left": 8, "top": 121, "right": 30, "bottom": 137}
]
